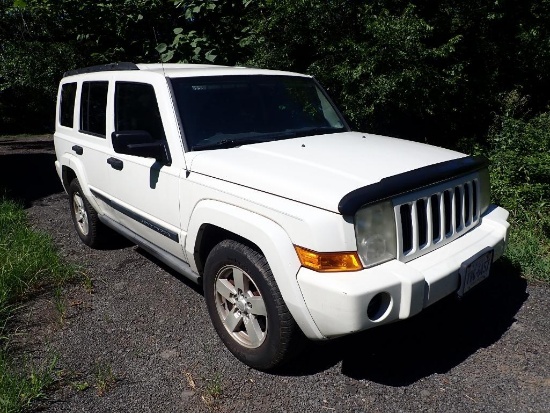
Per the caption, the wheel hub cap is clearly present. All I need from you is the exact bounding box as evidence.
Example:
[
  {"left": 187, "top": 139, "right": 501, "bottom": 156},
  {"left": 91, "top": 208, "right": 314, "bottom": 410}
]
[
  {"left": 236, "top": 294, "right": 249, "bottom": 313},
  {"left": 214, "top": 265, "right": 268, "bottom": 348}
]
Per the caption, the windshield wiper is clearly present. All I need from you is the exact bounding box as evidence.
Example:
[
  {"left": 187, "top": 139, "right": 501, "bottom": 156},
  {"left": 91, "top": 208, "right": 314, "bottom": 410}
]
[
  {"left": 191, "top": 131, "right": 297, "bottom": 151},
  {"left": 292, "top": 126, "right": 346, "bottom": 138},
  {"left": 192, "top": 138, "right": 259, "bottom": 151}
]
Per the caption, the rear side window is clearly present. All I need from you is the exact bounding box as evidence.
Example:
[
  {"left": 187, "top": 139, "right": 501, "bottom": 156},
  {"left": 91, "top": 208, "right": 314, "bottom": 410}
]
[
  {"left": 59, "top": 82, "right": 77, "bottom": 127},
  {"left": 115, "top": 82, "right": 166, "bottom": 141},
  {"left": 80, "top": 81, "right": 108, "bottom": 137}
]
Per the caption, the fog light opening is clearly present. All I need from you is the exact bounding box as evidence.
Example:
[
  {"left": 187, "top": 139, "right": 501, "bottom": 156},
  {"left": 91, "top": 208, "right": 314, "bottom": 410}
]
[{"left": 367, "top": 292, "right": 392, "bottom": 322}]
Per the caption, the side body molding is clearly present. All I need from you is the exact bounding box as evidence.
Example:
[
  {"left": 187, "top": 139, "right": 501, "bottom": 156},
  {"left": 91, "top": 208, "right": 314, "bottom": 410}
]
[{"left": 185, "top": 199, "right": 324, "bottom": 340}]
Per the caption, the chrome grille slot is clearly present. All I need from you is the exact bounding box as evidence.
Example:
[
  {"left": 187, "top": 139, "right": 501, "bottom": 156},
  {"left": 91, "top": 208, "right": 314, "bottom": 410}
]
[
  {"left": 400, "top": 204, "right": 413, "bottom": 253},
  {"left": 395, "top": 176, "right": 481, "bottom": 262}
]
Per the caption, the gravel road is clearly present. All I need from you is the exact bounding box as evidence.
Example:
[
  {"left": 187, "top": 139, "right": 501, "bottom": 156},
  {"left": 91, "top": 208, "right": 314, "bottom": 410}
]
[{"left": 2, "top": 136, "right": 549, "bottom": 412}]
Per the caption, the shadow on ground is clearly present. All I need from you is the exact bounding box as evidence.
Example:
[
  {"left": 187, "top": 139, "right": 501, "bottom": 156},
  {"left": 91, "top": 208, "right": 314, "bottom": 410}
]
[
  {"left": 0, "top": 139, "right": 55, "bottom": 151},
  {"left": 280, "top": 259, "right": 527, "bottom": 385},
  {"left": 0, "top": 152, "right": 63, "bottom": 206}
]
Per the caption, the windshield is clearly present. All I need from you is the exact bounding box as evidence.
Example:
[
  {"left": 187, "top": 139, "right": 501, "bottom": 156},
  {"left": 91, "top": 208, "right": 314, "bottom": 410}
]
[{"left": 170, "top": 75, "right": 348, "bottom": 151}]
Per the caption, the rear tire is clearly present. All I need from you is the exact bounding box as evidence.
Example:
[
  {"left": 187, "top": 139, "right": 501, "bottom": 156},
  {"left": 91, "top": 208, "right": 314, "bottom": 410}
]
[
  {"left": 203, "top": 239, "right": 303, "bottom": 370},
  {"left": 68, "top": 178, "right": 106, "bottom": 248}
]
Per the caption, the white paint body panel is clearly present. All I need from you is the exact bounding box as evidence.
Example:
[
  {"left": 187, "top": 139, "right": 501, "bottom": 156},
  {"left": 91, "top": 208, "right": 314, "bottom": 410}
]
[
  {"left": 188, "top": 132, "right": 464, "bottom": 213},
  {"left": 297, "top": 206, "right": 510, "bottom": 337}
]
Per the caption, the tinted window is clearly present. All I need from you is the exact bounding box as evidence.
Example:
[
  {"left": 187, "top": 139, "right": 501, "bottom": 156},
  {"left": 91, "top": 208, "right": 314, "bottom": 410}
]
[
  {"left": 115, "top": 82, "right": 166, "bottom": 141},
  {"left": 60, "top": 82, "right": 77, "bottom": 127},
  {"left": 80, "top": 81, "right": 108, "bottom": 137}
]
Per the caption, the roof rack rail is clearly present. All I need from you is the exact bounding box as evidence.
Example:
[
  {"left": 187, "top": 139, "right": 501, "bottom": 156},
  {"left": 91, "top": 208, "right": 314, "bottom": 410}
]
[{"left": 63, "top": 62, "right": 139, "bottom": 77}]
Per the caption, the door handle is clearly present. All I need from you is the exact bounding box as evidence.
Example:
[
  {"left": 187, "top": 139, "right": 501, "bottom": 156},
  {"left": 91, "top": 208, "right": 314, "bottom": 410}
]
[
  {"left": 72, "top": 145, "right": 83, "bottom": 155},
  {"left": 107, "top": 157, "right": 124, "bottom": 170}
]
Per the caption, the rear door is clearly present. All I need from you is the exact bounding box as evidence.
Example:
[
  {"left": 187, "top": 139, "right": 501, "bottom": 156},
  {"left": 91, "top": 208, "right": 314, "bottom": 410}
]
[{"left": 55, "top": 78, "right": 113, "bottom": 218}]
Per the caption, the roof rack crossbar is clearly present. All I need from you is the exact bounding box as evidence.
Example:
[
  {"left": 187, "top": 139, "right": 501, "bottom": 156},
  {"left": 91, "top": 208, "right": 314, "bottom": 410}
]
[{"left": 63, "top": 62, "right": 139, "bottom": 77}]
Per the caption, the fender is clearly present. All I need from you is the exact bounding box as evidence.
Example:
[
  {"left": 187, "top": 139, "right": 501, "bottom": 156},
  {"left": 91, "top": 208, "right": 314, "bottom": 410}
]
[
  {"left": 58, "top": 152, "right": 106, "bottom": 216},
  {"left": 185, "top": 199, "right": 324, "bottom": 340}
]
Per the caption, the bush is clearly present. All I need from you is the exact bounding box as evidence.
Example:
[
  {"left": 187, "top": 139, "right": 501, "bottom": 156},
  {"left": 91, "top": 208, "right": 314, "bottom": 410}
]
[{"left": 487, "top": 91, "right": 550, "bottom": 281}]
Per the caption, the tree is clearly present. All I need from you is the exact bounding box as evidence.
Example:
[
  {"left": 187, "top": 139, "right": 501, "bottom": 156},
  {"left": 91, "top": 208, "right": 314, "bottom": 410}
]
[{"left": 0, "top": 0, "right": 176, "bottom": 133}]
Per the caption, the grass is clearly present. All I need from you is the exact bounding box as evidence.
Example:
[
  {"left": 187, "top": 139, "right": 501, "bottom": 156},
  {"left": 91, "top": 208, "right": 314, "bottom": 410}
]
[
  {"left": 94, "top": 362, "right": 116, "bottom": 396},
  {"left": 0, "top": 197, "right": 73, "bottom": 323},
  {"left": 0, "top": 197, "right": 74, "bottom": 412},
  {"left": 204, "top": 373, "right": 223, "bottom": 399},
  {"left": 0, "top": 353, "right": 58, "bottom": 413},
  {"left": 183, "top": 370, "right": 224, "bottom": 409},
  {"left": 503, "top": 218, "right": 550, "bottom": 282}
]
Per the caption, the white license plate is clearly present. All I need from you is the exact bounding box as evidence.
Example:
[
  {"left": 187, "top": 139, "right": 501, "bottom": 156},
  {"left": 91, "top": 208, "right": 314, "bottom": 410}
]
[{"left": 457, "top": 248, "right": 494, "bottom": 297}]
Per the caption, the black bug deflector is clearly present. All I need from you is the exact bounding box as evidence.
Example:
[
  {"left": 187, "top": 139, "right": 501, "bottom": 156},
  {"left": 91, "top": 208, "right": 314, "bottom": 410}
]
[{"left": 338, "top": 155, "right": 490, "bottom": 216}]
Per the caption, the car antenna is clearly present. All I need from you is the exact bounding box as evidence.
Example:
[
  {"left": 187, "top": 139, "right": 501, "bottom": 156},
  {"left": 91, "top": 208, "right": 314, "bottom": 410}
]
[{"left": 153, "top": 27, "right": 167, "bottom": 77}]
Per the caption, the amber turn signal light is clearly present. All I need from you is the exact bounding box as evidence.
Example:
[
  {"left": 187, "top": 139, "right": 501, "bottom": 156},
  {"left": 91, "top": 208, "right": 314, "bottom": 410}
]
[{"left": 294, "top": 246, "right": 363, "bottom": 272}]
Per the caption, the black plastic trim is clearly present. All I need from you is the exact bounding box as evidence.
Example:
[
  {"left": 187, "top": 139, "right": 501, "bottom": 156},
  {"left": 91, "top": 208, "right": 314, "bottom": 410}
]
[
  {"left": 338, "top": 155, "right": 490, "bottom": 216},
  {"left": 63, "top": 62, "right": 139, "bottom": 77},
  {"left": 98, "top": 215, "right": 200, "bottom": 284},
  {"left": 90, "top": 189, "right": 179, "bottom": 242}
]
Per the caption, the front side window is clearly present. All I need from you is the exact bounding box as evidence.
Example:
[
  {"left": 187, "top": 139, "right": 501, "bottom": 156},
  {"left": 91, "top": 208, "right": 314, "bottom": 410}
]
[
  {"left": 80, "top": 81, "right": 108, "bottom": 137},
  {"left": 60, "top": 82, "right": 77, "bottom": 127},
  {"left": 170, "top": 75, "right": 347, "bottom": 150},
  {"left": 115, "top": 82, "right": 166, "bottom": 141}
]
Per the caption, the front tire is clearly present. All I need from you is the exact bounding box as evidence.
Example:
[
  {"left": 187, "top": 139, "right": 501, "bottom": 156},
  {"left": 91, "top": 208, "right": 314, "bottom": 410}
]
[{"left": 203, "top": 239, "right": 302, "bottom": 370}]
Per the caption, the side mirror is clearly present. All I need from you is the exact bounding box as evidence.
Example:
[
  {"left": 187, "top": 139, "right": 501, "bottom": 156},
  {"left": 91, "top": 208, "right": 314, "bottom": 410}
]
[{"left": 111, "top": 131, "right": 172, "bottom": 164}]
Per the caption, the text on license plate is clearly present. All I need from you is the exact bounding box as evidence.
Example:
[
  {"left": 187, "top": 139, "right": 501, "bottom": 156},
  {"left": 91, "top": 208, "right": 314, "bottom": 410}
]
[{"left": 458, "top": 248, "right": 494, "bottom": 297}]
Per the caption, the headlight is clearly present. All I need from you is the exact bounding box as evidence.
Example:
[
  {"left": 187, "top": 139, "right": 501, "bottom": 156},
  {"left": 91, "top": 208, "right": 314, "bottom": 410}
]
[
  {"left": 478, "top": 168, "right": 491, "bottom": 215},
  {"left": 355, "top": 201, "right": 397, "bottom": 267}
]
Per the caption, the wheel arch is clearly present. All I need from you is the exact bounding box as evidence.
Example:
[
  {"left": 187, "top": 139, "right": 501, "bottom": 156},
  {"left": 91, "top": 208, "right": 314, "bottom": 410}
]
[
  {"left": 193, "top": 224, "right": 260, "bottom": 276},
  {"left": 59, "top": 155, "right": 104, "bottom": 214},
  {"left": 185, "top": 199, "right": 323, "bottom": 340},
  {"left": 61, "top": 165, "right": 77, "bottom": 192}
]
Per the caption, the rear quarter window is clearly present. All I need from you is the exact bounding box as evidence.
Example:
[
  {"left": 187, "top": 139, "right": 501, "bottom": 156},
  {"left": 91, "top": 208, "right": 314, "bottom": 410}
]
[{"left": 59, "top": 82, "right": 77, "bottom": 128}]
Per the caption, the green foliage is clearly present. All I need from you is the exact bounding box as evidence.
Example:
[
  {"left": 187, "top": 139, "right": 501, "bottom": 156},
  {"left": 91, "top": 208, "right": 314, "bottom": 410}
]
[
  {"left": 488, "top": 91, "right": 550, "bottom": 219},
  {"left": 0, "top": 352, "right": 57, "bottom": 413},
  {"left": 240, "top": 1, "right": 466, "bottom": 143},
  {"left": 240, "top": 0, "right": 550, "bottom": 147},
  {"left": 0, "top": 41, "right": 80, "bottom": 133},
  {"left": 0, "top": 198, "right": 71, "bottom": 411},
  {"left": 504, "top": 225, "right": 550, "bottom": 283},
  {"left": 0, "top": 0, "right": 175, "bottom": 132},
  {"left": 94, "top": 362, "right": 116, "bottom": 396},
  {"left": 0, "top": 198, "right": 73, "bottom": 330},
  {"left": 487, "top": 92, "right": 550, "bottom": 281},
  {"left": 157, "top": 0, "right": 253, "bottom": 64},
  {"left": 3, "top": 0, "right": 550, "bottom": 143}
]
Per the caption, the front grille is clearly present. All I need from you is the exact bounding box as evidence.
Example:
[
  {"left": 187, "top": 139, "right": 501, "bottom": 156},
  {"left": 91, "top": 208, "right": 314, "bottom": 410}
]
[{"left": 395, "top": 177, "right": 480, "bottom": 261}]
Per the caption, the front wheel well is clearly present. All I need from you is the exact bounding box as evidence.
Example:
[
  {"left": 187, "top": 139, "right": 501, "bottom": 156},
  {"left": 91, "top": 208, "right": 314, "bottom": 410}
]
[{"left": 194, "top": 224, "right": 262, "bottom": 277}]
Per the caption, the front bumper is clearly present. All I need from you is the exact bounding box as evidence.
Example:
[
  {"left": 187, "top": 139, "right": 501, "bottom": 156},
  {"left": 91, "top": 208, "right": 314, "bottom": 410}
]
[{"left": 297, "top": 205, "right": 510, "bottom": 338}]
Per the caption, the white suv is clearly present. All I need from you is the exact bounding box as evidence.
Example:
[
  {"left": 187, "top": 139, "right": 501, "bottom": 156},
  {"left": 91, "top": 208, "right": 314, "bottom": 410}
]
[{"left": 54, "top": 62, "right": 510, "bottom": 369}]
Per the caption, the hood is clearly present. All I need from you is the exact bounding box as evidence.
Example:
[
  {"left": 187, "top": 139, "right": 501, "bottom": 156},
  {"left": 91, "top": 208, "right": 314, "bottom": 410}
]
[{"left": 187, "top": 132, "right": 465, "bottom": 213}]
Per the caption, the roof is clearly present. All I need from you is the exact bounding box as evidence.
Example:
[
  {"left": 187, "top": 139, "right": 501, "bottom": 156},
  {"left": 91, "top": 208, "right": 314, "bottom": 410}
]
[
  {"left": 138, "top": 63, "right": 309, "bottom": 78},
  {"left": 63, "top": 62, "right": 309, "bottom": 79}
]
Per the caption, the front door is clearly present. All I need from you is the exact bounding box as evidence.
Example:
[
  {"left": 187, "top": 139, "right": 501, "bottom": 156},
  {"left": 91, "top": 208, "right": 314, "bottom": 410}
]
[{"left": 102, "top": 80, "right": 184, "bottom": 260}]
